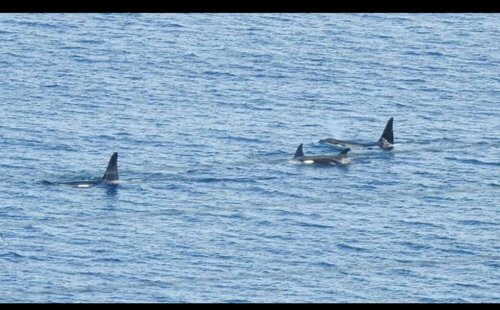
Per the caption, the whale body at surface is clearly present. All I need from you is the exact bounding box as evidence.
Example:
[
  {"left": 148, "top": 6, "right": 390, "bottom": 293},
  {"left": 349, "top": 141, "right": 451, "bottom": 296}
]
[{"left": 322, "top": 117, "right": 394, "bottom": 150}]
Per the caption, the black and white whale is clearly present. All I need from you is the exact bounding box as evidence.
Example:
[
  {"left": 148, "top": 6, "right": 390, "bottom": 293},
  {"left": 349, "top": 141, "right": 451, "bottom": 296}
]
[
  {"left": 43, "top": 152, "right": 119, "bottom": 188},
  {"left": 321, "top": 117, "right": 394, "bottom": 150},
  {"left": 293, "top": 144, "right": 351, "bottom": 165}
]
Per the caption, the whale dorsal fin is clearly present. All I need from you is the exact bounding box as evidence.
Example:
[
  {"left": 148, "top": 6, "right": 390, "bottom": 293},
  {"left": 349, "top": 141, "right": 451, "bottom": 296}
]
[
  {"left": 294, "top": 144, "right": 304, "bottom": 158},
  {"left": 338, "top": 148, "right": 351, "bottom": 156},
  {"left": 379, "top": 117, "right": 394, "bottom": 145},
  {"left": 102, "top": 152, "right": 118, "bottom": 182}
]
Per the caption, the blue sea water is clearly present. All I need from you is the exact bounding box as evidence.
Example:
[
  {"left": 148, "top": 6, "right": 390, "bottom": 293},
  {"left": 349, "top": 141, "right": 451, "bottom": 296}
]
[{"left": 0, "top": 13, "right": 499, "bottom": 303}]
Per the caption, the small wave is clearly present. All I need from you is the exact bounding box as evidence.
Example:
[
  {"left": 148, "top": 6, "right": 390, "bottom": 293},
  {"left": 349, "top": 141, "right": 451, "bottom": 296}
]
[
  {"left": 202, "top": 71, "right": 237, "bottom": 78},
  {"left": 399, "top": 78, "right": 426, "bottom": 83},
  {"left": 454, "top": 283, "right": 481, "bottom": 289},
  {"left": 418, "top": 297, "right": 438, "bottom": 303},
  {"left": 440, "top": 248, "right": 476, "bottom": 256},
  {"left": 445, "top": 158, "right": 500, "bottom": 167},
  {"left": 399, "top": 241, "right": 431, "bottom": 251},
  {"left": 70, "top": 55, "right": 108, "bottom": 64},
  {"left": 91, "top": 257, "right": 124, "bottom": 263},
  {"left": 336, "top": 243, "right": 370, "bottom": 253},
  {"left": 315, "top": 261, "right": 336, "bottom": 269},
  {"left": 42, "top": 84, "right": 59, "bottom": 88},
  {"left": 295, "top": 221, "right": 332, "bottom": 229},
  {"left": 483, "top": 260, "right": 500, "bottom": 268},
  {"left": 0, "top": 251, "right": 24, "bottom": 260},
  {"left": 391, "top": 268, "right": 417, "bottom": 277},
  {"left": 398, "top": 220, "right": 442, "bottom": 229},
  {"left": 224, "top": 299, "right": 249, "bottom": 303},
  {"left": 76, "top": 39, "right": 105, "bottom": 45},
  {"left": 165, "top": 22, "right": 184, "bottom": 28},
  {"left": 15, "top": 20, "right": 59, "bottom": 29},
  {"left": 458, "top": 220, "right": 498, "bottom": 227},
  {"left": 426, "top": 51, "right": 444, "bottom": 57},
  {"left": 191, "top": 177, "right": 257, "bottom": 184},
  {"left": 60, "top": 45, "right": 84, "bottom": 50},
  {"left": 219, "top": 135, "right": 264, "bottom": 144}
]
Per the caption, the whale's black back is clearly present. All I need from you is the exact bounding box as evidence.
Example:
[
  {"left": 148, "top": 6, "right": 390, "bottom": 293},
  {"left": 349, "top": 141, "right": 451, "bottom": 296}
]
[{"left": 322, "top": 117, "right": 394, "bottom": 149}]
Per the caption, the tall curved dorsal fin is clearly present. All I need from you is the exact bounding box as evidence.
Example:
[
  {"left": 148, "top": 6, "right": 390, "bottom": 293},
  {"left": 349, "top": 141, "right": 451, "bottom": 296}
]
[
  {"left": 379, "top": 117, "right": 394, "bottom": 144},
  {"left": 294, "top": 144, "right": 304, "bottom": 158},
  {"left": 102, "top": 152, "right": 118, "bottom": 181}
]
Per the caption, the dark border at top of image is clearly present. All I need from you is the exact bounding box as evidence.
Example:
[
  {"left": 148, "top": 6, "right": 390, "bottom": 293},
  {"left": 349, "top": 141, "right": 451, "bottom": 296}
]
[{"left": 1, "top": 1, "right": 498, "bottom": 13}]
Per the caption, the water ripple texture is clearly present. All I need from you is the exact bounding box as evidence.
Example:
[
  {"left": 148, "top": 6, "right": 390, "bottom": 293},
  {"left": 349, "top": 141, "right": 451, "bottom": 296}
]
[{"left": 0, "top": 13, "right": 499, "bottom": 303}]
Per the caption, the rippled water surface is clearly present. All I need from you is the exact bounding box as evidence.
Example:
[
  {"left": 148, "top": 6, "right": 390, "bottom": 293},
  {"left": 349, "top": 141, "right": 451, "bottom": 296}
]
[{"left": 0, "top": 13, "right": 499, "bottom": 302}]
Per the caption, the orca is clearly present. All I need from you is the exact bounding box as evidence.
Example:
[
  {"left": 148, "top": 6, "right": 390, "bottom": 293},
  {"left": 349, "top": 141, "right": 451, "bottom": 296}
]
[
  {"left": 293, "top": 144, "right": 351, "bottom": 165},
  {"left": 43, "top": 152, "right": 119, "bottom": 188},
  {"left": 321, "top": 117, "right": 394, "bottom": 150}
]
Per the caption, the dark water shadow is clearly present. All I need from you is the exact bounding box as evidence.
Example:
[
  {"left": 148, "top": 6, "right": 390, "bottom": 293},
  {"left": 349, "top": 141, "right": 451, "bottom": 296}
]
[{"left": 104, "top": 184, "right": 119, "bottom": 197}]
